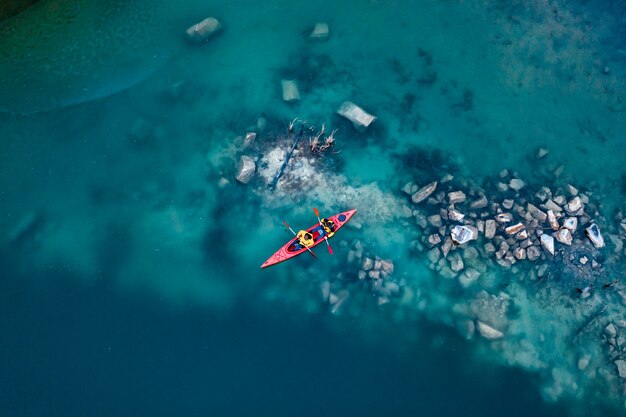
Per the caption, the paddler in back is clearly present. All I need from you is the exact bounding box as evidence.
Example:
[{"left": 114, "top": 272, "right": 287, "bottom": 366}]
[{"left": 296, "top": 230, "right": 314, "bottom": 247}]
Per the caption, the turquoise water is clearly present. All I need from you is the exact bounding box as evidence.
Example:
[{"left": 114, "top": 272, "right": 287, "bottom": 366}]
[{"left": 1, "top": 0, "right": 625, "bottom": 416}]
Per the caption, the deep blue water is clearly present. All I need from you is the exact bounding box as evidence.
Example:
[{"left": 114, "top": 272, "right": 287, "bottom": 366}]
[{"left": 0, "top": 265, "right": 565, "bottom": 417}]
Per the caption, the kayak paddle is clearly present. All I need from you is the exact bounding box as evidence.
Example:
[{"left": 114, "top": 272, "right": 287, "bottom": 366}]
[
  {"left": 282, "top": 220, "right": 317, "bottom": 258},
  {"left": 313, "top": 208, "right": 333, "bottom": 255}
]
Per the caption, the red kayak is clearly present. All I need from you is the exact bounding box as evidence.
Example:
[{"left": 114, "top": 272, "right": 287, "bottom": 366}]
[{"left": 261, "top": 209, "right": 357, "bottom": 268}]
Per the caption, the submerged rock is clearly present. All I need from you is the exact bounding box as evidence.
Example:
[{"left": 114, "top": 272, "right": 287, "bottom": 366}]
[
  {"left": 281, "top": 79, "right": 300, "bottom": 102},
  {"left": 186, "top": 17, "right": 222, "bottom": 42},
  {"left": 309, "top": 22, "right": 329, "bottom": 40},
  {"left": 336, "top": 101, "right": 376, "bottom": 130},
  {"left": 615, "top": 360, "right": 626, "bottom": 378},
  {"left": 476, "top": 321, "right": 504, "bottom": 340}
]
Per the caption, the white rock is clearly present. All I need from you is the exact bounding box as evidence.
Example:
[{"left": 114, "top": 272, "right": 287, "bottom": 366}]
[
  {"left": 565, "top": 196, "right": 582, "bottom": 214},
  {"left": 509, "top": 178, "right": 525, "bottom": 191},
  {"left": 428, "top": 234, "right": 441, "bottom": 246},
  {"left": 579, "top": 256, "right": 588, "bottom": 265},
  {"left": 448, "top": 191, "right": 466, "bottom": 204},
  {"left": 450, "top": 225, "right": 478, "bottom": 245},
  {"left": 540, "top": 234, "right": 555, "bottom": 255},
  {"left": 336, "top": 101, "right": 376, "bottom": 130},
  {"left": 411, "top": 181, "right": 438, "bottom": 203},
  {"left": 537, "top": 147, "right": 549, "bottom": 158},
  {"left": 448, "top": 209, "right": 465, "bottom": 222},
  {"left": 562, "top": 217, "right": 577, "bottom": 232},
  {"left": 186, "top": 17, "right": 222, "bottom": 41},
  {"left": 527, "top": 245, "right": 541, "bottom": 261},
  {"left": 476, "top": 321, "right": 504, "bottom": 340},
  {"left": 565, "top": 184, "right": 578, "bottom": 196},
  {"left": 544, "top": 199, "right": 562, "bottom": 212},
  {"left": 309, "top": 22, "right": 329, "bottom": 39},
  {"left": 485, "top": 220, "right": 497, "bottom": 239},
  {"left": 235, "top": 156, "right": 256, "bottom": 184},
  {"left": 513, "top": 247, "right": 526, "bottom": 260},
  {"left": 526, "top": 203, "right": 547, "bottom": 222},
  {"left": 505, "top": 222, "right": 524, "bottom": 235},
  {"left": 554, "top": 229, "right": 572, "bottom": 246},
  {"left": 547, "top": 210, "right": 559, "bottom": 230},
  {"left": 281, "top": 80, "right": 301, "bottom": 102},
  {"left": 585, "top": 224, "right": 605, "bottom": 248}
]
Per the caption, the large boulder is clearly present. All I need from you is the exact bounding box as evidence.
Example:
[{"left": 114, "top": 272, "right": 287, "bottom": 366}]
[{"left": 235, "top": 156, "right": 256, "bottom": 184}]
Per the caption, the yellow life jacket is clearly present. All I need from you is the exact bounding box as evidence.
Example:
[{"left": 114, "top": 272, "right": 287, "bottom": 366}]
[
  {"left": 321, "top": 219, "right": 335, "bottom": 238},
  {"left": 297, "top": 230, "right": 314, "bottom": 247}
]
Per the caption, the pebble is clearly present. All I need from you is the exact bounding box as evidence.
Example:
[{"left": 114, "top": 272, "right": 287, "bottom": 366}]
[{"left": 502, "top": 199, "right": 514, "bottom": 210}]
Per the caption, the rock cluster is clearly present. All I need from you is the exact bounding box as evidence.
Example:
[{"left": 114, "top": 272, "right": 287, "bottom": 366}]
[
  {"left": 401, "top": 171, "right": 623, "bottom": 288},
  {"left": 346, "top": 240, "right": 400, "bottom": 305}
]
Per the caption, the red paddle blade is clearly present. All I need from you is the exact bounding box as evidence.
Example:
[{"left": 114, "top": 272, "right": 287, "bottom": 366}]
[
  {"left": 313, "top": 207, "right": 319, "bottom": 217},
  {"left": 327, "top": 245, "right": 333, "bottom": 255}
]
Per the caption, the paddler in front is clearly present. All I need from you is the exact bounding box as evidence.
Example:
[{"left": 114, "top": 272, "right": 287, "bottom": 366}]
[{"left": 320, "top": 218, "right": 335, "bottom": 238}]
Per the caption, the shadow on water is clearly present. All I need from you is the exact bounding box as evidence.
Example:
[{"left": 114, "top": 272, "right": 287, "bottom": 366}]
[{"left": 0, "top": 259, "right": 568, "bottom": 417}]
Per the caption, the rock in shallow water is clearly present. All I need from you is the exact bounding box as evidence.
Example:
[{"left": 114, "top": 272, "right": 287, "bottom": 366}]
[{"left": 476, "top": 321, "right": 504, "bottom": 340}]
